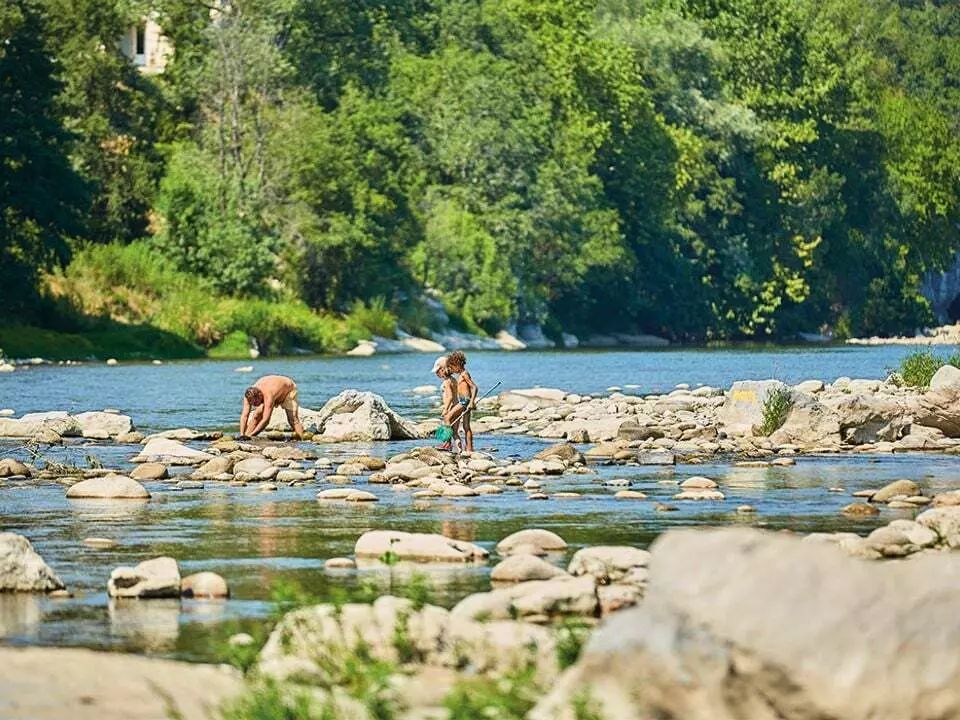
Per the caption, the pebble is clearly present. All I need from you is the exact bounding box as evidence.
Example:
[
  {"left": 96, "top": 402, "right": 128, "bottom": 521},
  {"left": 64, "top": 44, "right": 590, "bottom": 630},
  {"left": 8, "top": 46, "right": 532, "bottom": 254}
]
[
  {"left": 106, "top": 358, "right": 118, "bottom": 366},
  {"left": 828, "top": 487, "right": 845, "bottom": 493},
  {"left": 527, "top": 493, "right": 549, "bottom": 500},
  {"left": 615, "top": 490, "right": 647, "bottom": 500},
  {"left": 259, "top": 483, "right": 278, "bottom": 492},
  {"left": 228, "top": 633, "right": 255, "bottom": 647},
  {"left": 83, "top": 537, "right": 118, "bottom": 549},
  {"left": 345, "top": 490, "right": 378, "bottom": 502},
  {"left": 852, "top": 489, "right": 876, "bottom": 498},
  {"left": 654, "top": 502, "right": 678, "bottom": 512},
  {"left": 325, "top": 557, "right": 356, "bottom": 569},
  {"left": 553, "top": 492, "right": 581, "bottom": 498},
  {"left": 49, "top": 590, "right": 73, "bottom": 599},
  {"left": 736, "top": 505, "right": 757, "bottom": 514},
  {"left": 177, "top": 480, "right": 204, "bottom": 490}
]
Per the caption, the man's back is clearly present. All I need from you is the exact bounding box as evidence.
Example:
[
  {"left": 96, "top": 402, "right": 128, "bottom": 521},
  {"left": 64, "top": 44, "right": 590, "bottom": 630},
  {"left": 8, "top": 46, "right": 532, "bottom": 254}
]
[{"left": 254, "top": 375, "right": 295, "bottom": 402}]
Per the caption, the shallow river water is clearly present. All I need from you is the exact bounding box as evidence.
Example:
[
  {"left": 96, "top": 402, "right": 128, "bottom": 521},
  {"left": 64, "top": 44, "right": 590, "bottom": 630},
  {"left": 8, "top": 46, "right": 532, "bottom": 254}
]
[{"left": 0, "top": 345, "right": 956, "bottom": 661}]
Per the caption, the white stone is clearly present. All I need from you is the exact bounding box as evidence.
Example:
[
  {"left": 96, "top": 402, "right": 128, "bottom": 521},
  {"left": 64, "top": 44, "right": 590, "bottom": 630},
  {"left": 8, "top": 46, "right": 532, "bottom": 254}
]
[
  {"left": 0, "top": 533, "right": 65, "bottom": 592},
  {"left": 65, "top": 475, "right": 150, "bottom": 500}
]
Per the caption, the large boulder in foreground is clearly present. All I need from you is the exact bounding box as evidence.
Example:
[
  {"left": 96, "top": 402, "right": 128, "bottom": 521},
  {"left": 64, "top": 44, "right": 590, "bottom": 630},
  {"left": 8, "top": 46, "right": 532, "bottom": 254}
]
[
  {"left": 532, "top": 528, "right": 960, "bottom": 720},
  {"left": 0, "top": 646, "right": 241, "bottom": 720},
  {"left": 0, "top": 533, "right": 65, "bottom": 592},
  {"left": 312, "top": 390, "right": 422, "bottom": 441}
]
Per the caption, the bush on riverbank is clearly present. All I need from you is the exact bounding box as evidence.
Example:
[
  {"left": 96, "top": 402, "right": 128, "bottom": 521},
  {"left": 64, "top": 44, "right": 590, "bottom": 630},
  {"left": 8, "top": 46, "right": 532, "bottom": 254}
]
[
  {"left": 896, "top": 350, "right": 960, "bottom": 388},
  {"left": 8, "top": 242, "right": 397, "bottom": 360}
]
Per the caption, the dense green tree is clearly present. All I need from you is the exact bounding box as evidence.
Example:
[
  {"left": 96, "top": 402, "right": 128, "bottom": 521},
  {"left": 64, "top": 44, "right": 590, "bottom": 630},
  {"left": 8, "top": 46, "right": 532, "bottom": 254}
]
[
  {"left": 5, "top": 0, "right": 960, "bottom": 347},
  {"left": 0, "top": 0, "right": 88, "bottom": 317}
]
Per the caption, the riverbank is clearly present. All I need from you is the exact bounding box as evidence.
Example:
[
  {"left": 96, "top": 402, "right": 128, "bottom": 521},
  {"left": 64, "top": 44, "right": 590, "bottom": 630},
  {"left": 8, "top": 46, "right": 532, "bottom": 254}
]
[{"left": 847, "top": 322, "right": 960, "bottom": 345}]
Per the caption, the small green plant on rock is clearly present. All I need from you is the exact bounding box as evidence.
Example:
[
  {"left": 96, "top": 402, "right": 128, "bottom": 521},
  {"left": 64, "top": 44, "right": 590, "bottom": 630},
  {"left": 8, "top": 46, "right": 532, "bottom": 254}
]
[{"left": 758, "top": 387, "right": 793, "bottom": 436}]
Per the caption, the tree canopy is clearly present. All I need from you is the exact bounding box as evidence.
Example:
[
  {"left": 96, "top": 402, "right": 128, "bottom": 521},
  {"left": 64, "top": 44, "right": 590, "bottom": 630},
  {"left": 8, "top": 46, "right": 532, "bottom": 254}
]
[{"left": 3, "top": 0, "right": 959, "bottom": 343}]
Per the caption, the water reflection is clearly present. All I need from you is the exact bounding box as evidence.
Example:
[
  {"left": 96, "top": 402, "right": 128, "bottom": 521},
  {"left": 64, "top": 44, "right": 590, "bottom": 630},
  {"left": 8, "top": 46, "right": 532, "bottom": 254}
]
[
  {"left": 67, "top": 498, "right": 151, "bottom": 519},
  {"left": 109, "top": 598, "right": 181, "bottom": 651},
  {"left": 0, "top": 594, "right": 42, "bottom": 638}
]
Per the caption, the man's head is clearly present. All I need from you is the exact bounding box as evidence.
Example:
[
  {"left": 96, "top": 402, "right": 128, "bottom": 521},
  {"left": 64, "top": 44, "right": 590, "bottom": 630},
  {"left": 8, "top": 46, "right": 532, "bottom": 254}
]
[
  {"left": 431, "top": 356, "right": 448, "bottom": 378},
  {"left": 244, "top": 386, "right": 264, "bottom": 406},
  {"left": 447, "top": 350, "right": 466, "bottom": 373}
]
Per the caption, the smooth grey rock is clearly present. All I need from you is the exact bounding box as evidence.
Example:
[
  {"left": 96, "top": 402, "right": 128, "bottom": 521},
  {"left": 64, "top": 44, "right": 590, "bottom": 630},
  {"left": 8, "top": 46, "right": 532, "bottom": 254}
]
[
  {"left": 309, "top": 390, "right": 421, "bottom": 441},
  {"left": 567, "top": 546, "right": 650, "bottom": 584},
  {"left": 354, "top": 531, "right": 487, "bottom": 563},
  {"left": 74, "top": 411, "right": 133, "bottom": 439},
  {"left": 0, "top": 459, "right": 31, "bottom": 478},
  {"left": 532, "top": 528, "right": 960, "bottom": 720},
  {"left": 930, "top": 364, "right": 960, "bottom": 391},
  {"left": 491, "top": 555, "right": 568, "bottom": 583},
  {"left": 0, "top": 533, "right": 65, "bottom": 592},
  {"left": 133, "top": 438, "right": 213, "bottom": 466},
  {"left": 871, "top": 479, "right": 921, "bottom": 504},
  {"left": 496, "top": 529, "right": 568, "bottom": 555},
  {"left": 107, "top": 557, "right": 180, "bottom": 598},
  {"left": 65, "top": 475, "right": 150, "bottom": 500},
  {"left": 130, "top": 463, "right": 168, "bottom": 481}
]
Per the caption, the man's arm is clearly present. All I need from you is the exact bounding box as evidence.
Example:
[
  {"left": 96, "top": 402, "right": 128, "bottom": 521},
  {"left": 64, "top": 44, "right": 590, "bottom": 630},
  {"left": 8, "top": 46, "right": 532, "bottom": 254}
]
[
  {"left": 248, "top": 396, "right": 275, "bottom": 437},
  {"left": 239, "top": 397, "right": 250, "bottom": 436}
]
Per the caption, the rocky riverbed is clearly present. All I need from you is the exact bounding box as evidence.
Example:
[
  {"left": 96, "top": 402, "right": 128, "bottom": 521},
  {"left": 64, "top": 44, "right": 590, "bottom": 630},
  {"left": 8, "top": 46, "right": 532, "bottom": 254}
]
[{"left": 3, "top": 373, "right": 960, "bottom": 718}]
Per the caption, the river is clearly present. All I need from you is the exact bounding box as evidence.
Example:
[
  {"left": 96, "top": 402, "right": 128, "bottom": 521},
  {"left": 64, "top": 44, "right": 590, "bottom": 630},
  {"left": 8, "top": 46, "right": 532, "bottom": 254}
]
[{"left": 0, "top": 344, "right": 954, "bottom": 661}]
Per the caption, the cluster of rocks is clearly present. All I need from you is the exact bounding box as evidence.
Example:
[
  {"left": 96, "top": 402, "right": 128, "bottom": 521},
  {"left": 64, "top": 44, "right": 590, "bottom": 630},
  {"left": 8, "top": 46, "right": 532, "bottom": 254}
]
[
  {"left": 0, "top": 410, "right": 136, "bottom": 444},
  {"left": 256, "top": 527, "right": 650, "bottom": 713},
  {"left": 813, "top": 491, "right": 960, "bottom": 560},
  {"left": 477, "top": 370, "right": 960, "bottom": 457},
  {"left": 342, "top": 528, "right": 648, "bottom": 620},
  {"left": 317, "top": 442, "right": 593, "bottom": 502}
]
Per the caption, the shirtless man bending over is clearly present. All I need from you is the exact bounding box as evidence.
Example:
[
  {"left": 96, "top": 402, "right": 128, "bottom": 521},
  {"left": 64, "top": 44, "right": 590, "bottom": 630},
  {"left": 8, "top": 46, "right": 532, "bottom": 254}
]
[{"left": 239, "top": 375, "right": 304, "bottom": 438}]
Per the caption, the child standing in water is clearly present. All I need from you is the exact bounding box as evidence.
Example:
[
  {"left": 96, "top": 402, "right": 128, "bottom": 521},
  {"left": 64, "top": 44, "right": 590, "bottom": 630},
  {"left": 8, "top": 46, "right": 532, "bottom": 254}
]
[
  {"left": 446, "top": 350, "right": 478, "bottom": 452},
  {"left": 432, "top": 355, "right": 460, "bottom": 451}
]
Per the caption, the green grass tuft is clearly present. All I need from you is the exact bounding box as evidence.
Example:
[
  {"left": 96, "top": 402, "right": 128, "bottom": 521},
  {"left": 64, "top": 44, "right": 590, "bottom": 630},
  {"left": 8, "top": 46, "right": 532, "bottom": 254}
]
[
  {"left": 758, "top": 386, "right": 793, "bottom": 436},
  {"left": 444, "top": 667, "right": 542, "bottom": 720},
  {"left": 897, "top": 349, "right": 951, "bottom": 388}
]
